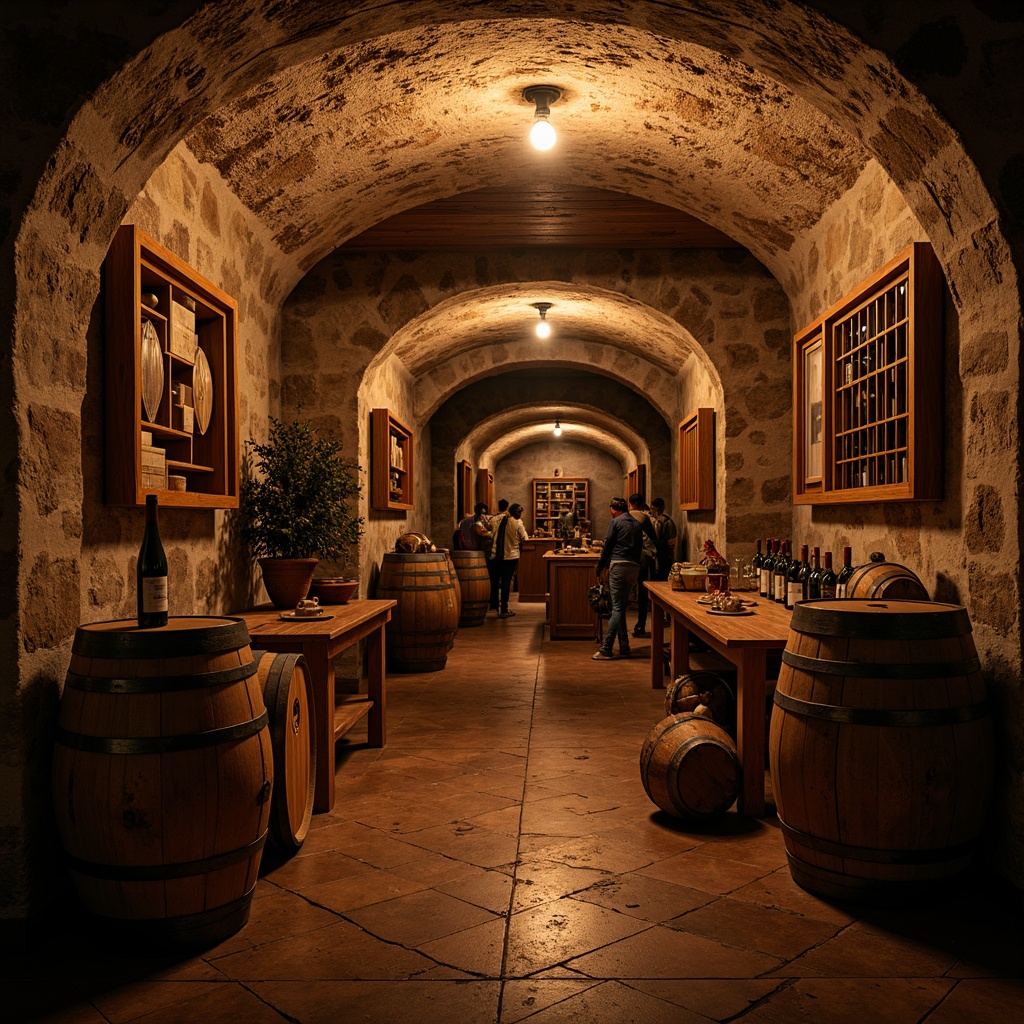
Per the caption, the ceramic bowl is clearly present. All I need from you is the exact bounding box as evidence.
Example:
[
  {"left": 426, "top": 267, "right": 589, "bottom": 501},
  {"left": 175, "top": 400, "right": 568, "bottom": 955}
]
[{"left": 309, "top": 578, "right": 358, "bottom": 605}]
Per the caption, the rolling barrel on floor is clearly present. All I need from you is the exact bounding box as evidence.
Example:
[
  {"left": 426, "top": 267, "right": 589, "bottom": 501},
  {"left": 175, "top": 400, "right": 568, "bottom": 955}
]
[
  {"left": 253, "top": 650, "right": 316, "bottom": 852},
  {"left": 769, "top": 599, "right": 994, "bottom": 903},
  {"left": 376, "top": 551, "right": 460, "bottom": 672},
  {"left": 51, "top": 617, "right": 273, "bottom": 948},
  {"left": 450, "top": 548, "right": 490, "bottom": 626},
  {"left": 640, "top": 713, "right": 741, "bottom": 819}
]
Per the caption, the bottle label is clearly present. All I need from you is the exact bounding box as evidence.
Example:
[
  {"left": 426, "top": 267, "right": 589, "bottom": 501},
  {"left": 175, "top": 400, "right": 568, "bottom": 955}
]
[
  {"left": 142, "top": 576, "right": 168, "bottom": 613},
  {"left": 760, "top": 568, "right": 769, "bottom": 595},
  {"left": 774, "top": 575, "right": 785, "bottom": 602},
  {"left": 836, "top": 583, "right": 847, "bottom": 598},
  {"left": 787, "top": 582, "right": 802, "bottom": 607}
]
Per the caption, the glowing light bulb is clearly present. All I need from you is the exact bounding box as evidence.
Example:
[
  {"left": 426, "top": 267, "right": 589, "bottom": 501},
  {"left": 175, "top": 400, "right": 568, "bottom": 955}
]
[
  {"left": 530, "top": 117, "right": 556, "bottom": 151},
  {"left": 535, "top": 320, "right": 551, "bottom": 339},
  {"left": 553, "top": 421, "right": 562, "bottom": 437}
]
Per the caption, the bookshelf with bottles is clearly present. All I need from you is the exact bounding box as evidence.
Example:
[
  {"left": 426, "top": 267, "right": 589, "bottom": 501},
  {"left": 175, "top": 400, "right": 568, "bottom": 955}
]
[
  {"left": 371, "top": 409, "right": 414, "bottom": 510},
  {"left": 793, "top": 242, "right": 943, "bottom": 504},
  {"left": 532, "top": 478, "right": 588, "bottom": 536}
]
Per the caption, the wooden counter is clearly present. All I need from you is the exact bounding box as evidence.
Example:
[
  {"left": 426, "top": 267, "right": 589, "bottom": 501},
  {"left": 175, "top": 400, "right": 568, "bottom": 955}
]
[
  {"left": 518, "top": 537, "right": 557, "bottom": 602},
  {"left": 544, "top": 551, "right": 601, "bottom": 639}
]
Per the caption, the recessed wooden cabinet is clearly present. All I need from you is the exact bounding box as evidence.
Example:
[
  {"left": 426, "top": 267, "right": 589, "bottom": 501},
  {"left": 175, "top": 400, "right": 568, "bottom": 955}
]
[
  {"left": 457, "top": 459, "right": 473, "bottom": 519},
  {"left": 678, "top": 408, "right": 714, "bottom": 511},
  {"left": 476, "top": 468, "right": 495, "bottom": 511},
  {"left": 793, "top": 242, "right": 942, "bottom": 504},
  {"left": 371, "top": 409, "right": 414, "bottom": 510},
  {"left": 104, "top": 224, "right": 239, "bottom": 508},
  {"left": 533, "top": 478, "right": 588, "bottom": 536}
]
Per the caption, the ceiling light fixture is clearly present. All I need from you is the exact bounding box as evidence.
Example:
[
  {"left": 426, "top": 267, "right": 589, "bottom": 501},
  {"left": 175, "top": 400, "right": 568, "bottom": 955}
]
[
  {"left": 524, "top": 85, "right": 561, "bottom": 151},
  {"left": 532, "top": 301, "right": 552, "bottom": 339},
  {"left": 553, "top": 419, "right": 562, "bottom": 437}
]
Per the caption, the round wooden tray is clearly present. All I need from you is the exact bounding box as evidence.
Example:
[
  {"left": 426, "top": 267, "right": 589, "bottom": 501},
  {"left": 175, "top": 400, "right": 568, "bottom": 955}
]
[{"left": 193, "top": 346, "right": 213, "bottom": 434}]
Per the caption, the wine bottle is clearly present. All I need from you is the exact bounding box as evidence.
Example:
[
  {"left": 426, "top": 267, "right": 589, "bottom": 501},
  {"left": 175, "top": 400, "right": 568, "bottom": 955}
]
[
  {"left": 797, "top": 544, "right": 811, "bottom": 602},
  {"left": 787, "top": 544, "right": 807, "bottom": 609},
  {"left": 807, "top": 546, "right": 822, "bottom": 600},
  {"left": 760, "top": 538, "right": 774, "bottom": 598},
  {"left": 751, "top": 539, "right": 763, "bottom": 590},
  {"left": 773, "top": 540, "right": 790, "bottom": 604},
  {"left": 836, "top": 545, "right": 854, "bottom": 598},
  {"left": 821, "top": 551, "right": 837, "bottom": 598},
  {"left": 137, "top": 493, "right": 168, "bottom": 628}
]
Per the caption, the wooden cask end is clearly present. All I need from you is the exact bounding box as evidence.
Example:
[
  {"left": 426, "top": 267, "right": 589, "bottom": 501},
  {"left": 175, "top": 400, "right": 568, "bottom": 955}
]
[
  {"left": 639, "top": 713, "right": 741, "bottom": 819},
  {"left": 253, "top": 650, "right": 316, "bottom": 852},
  {"left": 376, "top": 552, "right": 460, "bottom": 672},
  {"left": 845, "top": 557, "right": 928, "bottom": 600},
  {"left": 450, "top": 548, "right": 490, "bottom": 626},
  {"left": 769, "top": 599, "right": 994, "bottom": 903},
  {"left": 51, "top": 617, "right": 272, "bottom": 948}
]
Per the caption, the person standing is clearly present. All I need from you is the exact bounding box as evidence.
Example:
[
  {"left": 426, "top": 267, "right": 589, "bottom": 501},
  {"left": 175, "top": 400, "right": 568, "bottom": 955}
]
[
  {"left": 593, "top": 497, "right": 643, "bottom": 660},
  {"left": 486, "top": 498, "right": 509, "bottom": 611},
  {"left": 649, "top": 497, "right": 678, "bottom": 581},
  {"left": 458, "top": 501, "right": 492, "bottom": 551},
  {"left": 628, "top": 492, "right": 659, "bottom": 638},
  {"left": 491, "top": 502, "right": 528, "bottom": 618}
]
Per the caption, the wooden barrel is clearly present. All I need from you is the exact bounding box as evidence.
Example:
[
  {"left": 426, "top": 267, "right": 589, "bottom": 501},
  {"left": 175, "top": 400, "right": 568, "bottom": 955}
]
[
  {"left": 376, "top": 552, "right": 460, "bottom": 672},
  {"left": 639, "top": 713, "right": 741, "bottom": 819},
  {"left": 442, "top": 548, "right": 461, "bottom": 642},
  {"left": 845, "top": 553, "right": 928, "bottom": 600},
  {"left": 769, "top": 599, "right": 994, "bottom": 903},
  {"left": 51, "top": 617, "right": 272, "bottom": 948},
  {"left": 253, "top": 650, "right": 315, "bottom": 852},
  {"left": 664, "top": 671, "right": 736, "bottom": 735},
  {"left": 450, "top": 548, "right": 490, "bottom": 626}
]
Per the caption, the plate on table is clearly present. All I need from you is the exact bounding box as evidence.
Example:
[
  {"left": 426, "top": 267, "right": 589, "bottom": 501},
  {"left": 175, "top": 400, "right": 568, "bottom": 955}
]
[
  {"left": 278, "top": 612, "right": 333, "bottom": 622},
  {"left": 706, "top": 608, "right": 754, "bottom": 616}
]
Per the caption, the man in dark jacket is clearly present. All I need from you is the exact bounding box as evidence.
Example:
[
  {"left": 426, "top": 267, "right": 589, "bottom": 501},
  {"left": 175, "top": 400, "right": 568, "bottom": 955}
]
[{"left": 593, "top": 497, "right": 643, "bottom": 660}]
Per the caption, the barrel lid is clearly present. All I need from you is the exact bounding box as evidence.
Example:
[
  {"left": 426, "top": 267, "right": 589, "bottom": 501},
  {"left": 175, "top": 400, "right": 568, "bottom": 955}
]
[
  {"left": 73, "top": 616, "right": 251, "bottom": 658},
  {"left": 790, "top": 599, "right": 972, "bottom": 639}
]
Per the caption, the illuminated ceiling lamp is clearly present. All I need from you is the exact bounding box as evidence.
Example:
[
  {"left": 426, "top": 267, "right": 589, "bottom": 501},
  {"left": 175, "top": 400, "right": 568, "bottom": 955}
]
[
  {"left": 524, "top": 85, "right": 561, "bottom": 151},
  {"left": 553, "top": 419, "right": 562, "bottom": 437},
  {"left": 531, "top": 301, "right": 552, "bottom": 338}
]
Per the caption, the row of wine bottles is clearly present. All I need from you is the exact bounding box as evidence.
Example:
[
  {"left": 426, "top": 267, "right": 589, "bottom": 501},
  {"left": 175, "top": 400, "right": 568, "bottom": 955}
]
[{"left": 751, "top": 539, "right": 855, "bottom": 609}]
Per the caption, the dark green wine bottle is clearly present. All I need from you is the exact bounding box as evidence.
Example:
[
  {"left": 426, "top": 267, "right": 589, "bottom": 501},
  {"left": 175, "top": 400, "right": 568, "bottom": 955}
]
[{"left": 137, "top": 494, "right": 168, "bottom": 628}]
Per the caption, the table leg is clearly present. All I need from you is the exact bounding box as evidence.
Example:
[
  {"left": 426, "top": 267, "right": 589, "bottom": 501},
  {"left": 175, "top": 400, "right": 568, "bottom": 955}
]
[
  {"left": 735, "top": 648, "right": 767, "bottom": 817},
  {"left": 306, "top": 646, "right": 335, "bottom": 813},
  {"left": 669, "top": 615, "right": 689, "bottom": 687},
  {"left": 367, "top": 623, "right": 386, "bottom": 748},
  {"left": 650, "top": 599, "right": 664, "bottom": 689}
]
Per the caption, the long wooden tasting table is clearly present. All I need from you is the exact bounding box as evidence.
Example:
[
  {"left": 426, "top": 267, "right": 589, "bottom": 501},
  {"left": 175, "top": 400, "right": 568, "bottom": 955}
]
[
  {"left": 644, "top": 581, "right": 791, "bottom": 817},
  {"left": 239, "top": 599, "right": 395, "bottom": 813}
]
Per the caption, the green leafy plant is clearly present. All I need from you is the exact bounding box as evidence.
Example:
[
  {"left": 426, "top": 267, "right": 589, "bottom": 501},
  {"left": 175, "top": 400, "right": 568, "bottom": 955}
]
[{"left": 238, "top": 418, "right": 363, "bottom": 562}]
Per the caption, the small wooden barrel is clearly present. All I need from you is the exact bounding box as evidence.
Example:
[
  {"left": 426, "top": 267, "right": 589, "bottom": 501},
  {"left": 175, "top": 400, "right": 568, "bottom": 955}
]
[
  {"left": 376, "top": 552, "right": 460, "bottom": 672},
  {"left": 664, "top": 671, "right": 736, "bottom": 735},
  {"left": 253, "top": 650, "right": 315, "bottom": 852},
  {"left": 770, "top": 599, "right": 994, "bottom": 903},
  {"left": 640, "top": 713, "right": 741, "bottom": 819},
  {"left": 450, "top": 548, "right": 490, "bottom": 626},
  {"left": 845, "top": 555, "right": 928, "bottom": 600},
  {"left": 51, "top": 617, "right": 272, "bottom": 948}
]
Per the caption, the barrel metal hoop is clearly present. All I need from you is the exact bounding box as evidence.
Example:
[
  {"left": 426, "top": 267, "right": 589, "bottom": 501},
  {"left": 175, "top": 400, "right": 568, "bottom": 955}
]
[
  {"left": 790, "top": 603, "right": 972, "bottom": 640},
  {"left": 55, "top": 709, "right": 269, "bottom": 754},
  {"left": 773, "top": 688, "right": 990, "bottom": 726},
  {"left": 379, "top": 583, "right": 455, "bottom": 592},
  {"left": 781, "top": 650, "right": 982, "bottom": 680},
  {"left": 777, "top": 816, "right": 977, "bottom": 864},
  {"left": 64, "top": 660, "right": 258, "bottom": 694},
  {"left": 65, "top": 832, "right": 268, "bottom": 880},
  {"left": 72, "top": 617, "right": 252, "bottom": 659}
]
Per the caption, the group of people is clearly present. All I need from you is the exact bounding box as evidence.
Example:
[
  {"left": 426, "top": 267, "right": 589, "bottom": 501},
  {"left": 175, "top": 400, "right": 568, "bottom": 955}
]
[
  {"left": 455, "top": 498, "right": 528, "bottom": 618},
  {"left": 593, "top": 493, "right": 677, "bottom": 661},
  {"left": 456, "top": 490, "right": 678, "bottom": 642}
]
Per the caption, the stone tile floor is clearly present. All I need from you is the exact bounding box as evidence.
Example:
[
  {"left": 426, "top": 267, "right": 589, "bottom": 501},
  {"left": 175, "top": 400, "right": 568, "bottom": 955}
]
[{"left": 8, "top": 600, "right": 1023, "bottom": 1023}]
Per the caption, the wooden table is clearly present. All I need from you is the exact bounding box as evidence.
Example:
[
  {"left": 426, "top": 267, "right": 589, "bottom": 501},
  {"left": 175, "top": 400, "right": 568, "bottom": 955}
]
[
  {"left": 239, "top": 600, "right": 395, "bottom": 813},
  {"left": 544, "top": 551, "right": 601, "bottom": 639},
  {"left": 645, "top": 582, "right": 791, "bottom": 816}
]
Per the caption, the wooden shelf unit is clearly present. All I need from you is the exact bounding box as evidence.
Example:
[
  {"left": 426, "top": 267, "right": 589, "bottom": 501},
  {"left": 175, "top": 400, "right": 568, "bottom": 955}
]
[
  {"left": 532, "top": 477, "right": 588, "bottom": 536},
  {"left": 104, "top": 224, "right": 239, "bottom": 508},
  {"left": 371, "top": 409, "right": 414, "bottom": 510},
  {"left": 678, "top": 408, "right": 714, "bottom": 511},
  {"left": 793, "top": 242, "right": 943, "bottom": 504}
]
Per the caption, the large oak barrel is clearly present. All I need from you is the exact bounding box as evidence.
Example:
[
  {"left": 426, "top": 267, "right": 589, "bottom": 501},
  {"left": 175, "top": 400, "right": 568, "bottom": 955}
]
[
  {"left": 253, "top": 650, "right": 315, "bottom": 852},
  {"left": 845, "top": 552, "right": 928, "bottom": 600},
  {"left": 640, "top": 713, "right": 741, "bottom": 819},
  {"left": 52, "top": 617, "right": 272, "bottom": 948},
  {"left": 376, "top": 551, "right": 460, "bottom": 672},
  {"left": 450, "top": 548, "right": 490, "bottom": 626},
  {"left": 769, "top": 599, "right": 994, "bottom": 903}
]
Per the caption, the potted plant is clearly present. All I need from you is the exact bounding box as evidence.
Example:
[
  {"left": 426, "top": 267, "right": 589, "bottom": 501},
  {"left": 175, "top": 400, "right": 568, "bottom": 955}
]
[{"left": 238, "top": 417, "right": 364, "bottom": 609}]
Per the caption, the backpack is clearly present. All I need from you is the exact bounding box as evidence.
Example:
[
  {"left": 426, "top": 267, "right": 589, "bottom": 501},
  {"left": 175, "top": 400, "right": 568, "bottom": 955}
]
[{"left": 633, "top": 511, "right": 657, "bottom": 563}]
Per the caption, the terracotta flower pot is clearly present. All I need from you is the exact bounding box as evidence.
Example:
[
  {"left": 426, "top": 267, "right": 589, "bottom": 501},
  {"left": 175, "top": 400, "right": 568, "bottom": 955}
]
[{"left": 258, "top": 557, "right": 318, "bottom": 609}]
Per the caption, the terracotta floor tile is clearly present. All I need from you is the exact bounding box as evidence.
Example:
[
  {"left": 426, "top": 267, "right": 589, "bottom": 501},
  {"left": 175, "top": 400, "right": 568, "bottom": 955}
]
[
  {"left": 569, "top": 872, "right": 716, "bottom": 922},
  {"left": 403, "top": 821, "right": 520, "bottom": 869},
  {"left": 509, "top": 978, "right": 709, "bottom": 1023},
  {"left": 346, "top": 887, "right": 498, "bottom": 947},
  {"left": 511, "top": 860, "right": 613, "bottom": 913},
  {"left": 299, "top": 864, "right": 429, "bottom": 912},
  {"left": 629, "top": 977, "right": 783, "bottom": 1018},
  {"left": 436, "top": 866, "right": 514, "bottom": 913},
  {"left": 639, "top": 848, "right": 775, "bottom": 894},
  {"left": 416, "top": 915, "right": 508, "bottom": 975},
  {"left": 499, "top": 979, "right": 603, "bottom": 1023},
  {"left": 922, "top": 978, "right": 1024, "bottom": 1022},
  {"left": 84, "top": 980, "right": 283, "bottom": 1024}
]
